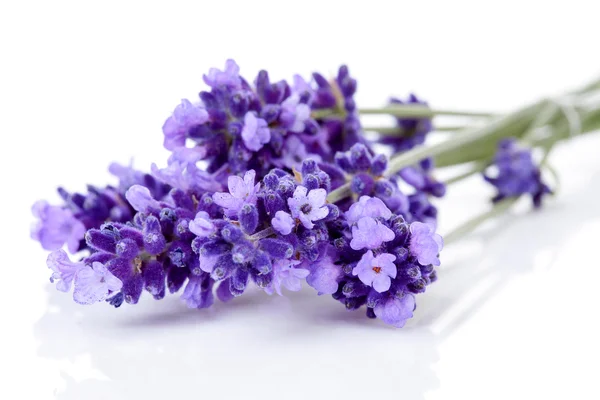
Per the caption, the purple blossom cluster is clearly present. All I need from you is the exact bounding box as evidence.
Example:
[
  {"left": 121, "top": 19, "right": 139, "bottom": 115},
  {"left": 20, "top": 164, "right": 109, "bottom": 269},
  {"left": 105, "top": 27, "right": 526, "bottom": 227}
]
[
  {"left": 484, "top": 138, "right": 551, "bottom": 207},
  {"left": 31, "top": 60, "right": 448, "bottom": 328}
]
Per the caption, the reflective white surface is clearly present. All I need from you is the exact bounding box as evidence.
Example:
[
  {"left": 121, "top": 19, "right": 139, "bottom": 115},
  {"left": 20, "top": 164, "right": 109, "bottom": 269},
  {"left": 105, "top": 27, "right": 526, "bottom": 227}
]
[{"left": 2, "top": 1, "right": 600, "bottom": 399}]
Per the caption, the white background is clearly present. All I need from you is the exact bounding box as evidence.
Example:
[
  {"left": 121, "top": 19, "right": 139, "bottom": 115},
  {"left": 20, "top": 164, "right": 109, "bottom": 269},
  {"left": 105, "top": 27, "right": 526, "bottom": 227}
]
[{"left": 1, "top": 1, "right": 599, "bottom": 399}]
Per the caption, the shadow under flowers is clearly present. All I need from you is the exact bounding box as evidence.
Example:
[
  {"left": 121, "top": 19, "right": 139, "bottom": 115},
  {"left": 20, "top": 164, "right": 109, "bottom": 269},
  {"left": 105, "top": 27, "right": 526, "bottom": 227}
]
[{"left": 33, "top": 168, "right": 600, "bottom": 400}]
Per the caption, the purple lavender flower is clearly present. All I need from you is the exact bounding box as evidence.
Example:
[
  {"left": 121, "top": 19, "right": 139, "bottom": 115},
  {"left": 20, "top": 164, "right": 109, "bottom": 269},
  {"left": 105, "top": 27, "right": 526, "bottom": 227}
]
[
  {"left": 241, "top": 112, "right": 271, "bottom": 151},
  {"left": 275, "top": 136, "right": 321, "bottom": 171},
  {"left": 31, "top": 201, "right": 86, "bottom": 253},
  {"left": 181, "top": 274, "right": 214, "bottom": 309},
  {"left": 271, "top": 210, "right": 295, "bottom": 235},
  {"left": 350, "top": 217, "right": 395, "bottom": 250},
  {"left": 353, "top": 250, "right": 397, "bottom": 292},
  {"left": 73, "top": 262, "right": 123, "bottom": 305},
  {"left": 287, "top": 186, "right": 329, "bottom": 229},
  {"left": 379, "top": 94, "right": 432, "bottom": 152},
  {"left": 189, "top": 211, "right": 215, "bottom": 238},
  {"left": 162, "top": 99, "right": 209, "bottom": 151},
  {"left": 203, "top": 59, "right": 242, "bottom": 89},
  {"left": 125, "top": 185, "right": 161, "bottom": 213},
  {"left": 47, "top": 249, "right": 86, "bottom": 292},
  {"left": 212, "top": 170, "right": 259, "bottom": 217},
  {"left": 345, "top": 196, "right": 392, "bottom": 225},
  {"left": 267, "top": 259, "right": 310, "bottom": 296},
  {"left": 306, "top": 247, "right": 342, "bottom": 295},
  {"left": 409, "top": 222, "right": 443, "bottom": 266},
  {"left": 280, "top": 94, "right": 311, "bottom": 133},
  {"left": 484, "top": 138, "right": 551, "bottom": 207},
  {"left": 373, "top": 294, "right": 415, "bottom": 328}
]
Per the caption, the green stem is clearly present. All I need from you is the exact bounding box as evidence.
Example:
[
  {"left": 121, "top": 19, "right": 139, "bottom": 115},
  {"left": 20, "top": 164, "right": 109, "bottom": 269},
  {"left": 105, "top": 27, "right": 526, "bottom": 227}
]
[
  {"left": 443, "top": 198, "right": 518, "bottom": 246},
  {"left": 363, "top": 125, "right": 465, "bottom": 135},
  {"left": 249, "top": 227, "right": 276, "bottom": 241},
  {"left": 443, "top": 162, "right": 487, "bottom": 185},
  {"left": 358, "top": 106, "right": 496, "bottom": 118}
]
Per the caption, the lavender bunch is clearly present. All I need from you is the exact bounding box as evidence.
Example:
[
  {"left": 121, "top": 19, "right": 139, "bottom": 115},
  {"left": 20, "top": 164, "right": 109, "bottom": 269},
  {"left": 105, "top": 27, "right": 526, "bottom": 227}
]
[{"left": 31, "top": 59, "right": 600, "bottom": 327}]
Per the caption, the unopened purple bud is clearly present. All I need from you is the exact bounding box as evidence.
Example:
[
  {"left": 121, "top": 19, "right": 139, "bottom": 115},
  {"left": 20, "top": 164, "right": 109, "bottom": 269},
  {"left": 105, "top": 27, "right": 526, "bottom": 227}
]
[
  {"left": 253, "top": 272, "right": 273, "bottom": 288},
  {"left": 252, "top": 251, "right": 272, "bottom": 275},
  {"left": 407, "top": 278, "right": 427, "bottom": 294},
  {"left": 276, "top": 179, "right": 295, "bottom": 197},
  {"left": 301, "top": 159, "right": 318, "bottom": 175},
  {"left": 370, "top": 154, "right": 387, "bottom": 176},
  {"left": 211, "top": 254, "right": 236, "bottom": 281},
  {"left": 123, "top": 273, "right": 144, "bottom": 304},
  {"left": 85, "top": 229, "right": 117, "bottom": 254},
  {"left": 106, "top": 292, "right": 124, "bottom": 308},
  {"left": 221, "top": 224, "right": 244, "bottom": 243},
  {"left": 312, "top": 72, "right": 329, "bottom": 88},
  {"left": 374, "top": 180, "right": 395, "bottom": 198},
  {"left": 351, "top": 173, "right": 375, "bottom": 195},
  {"left": 323, "top": 204, "right": 340, "bottom": 222},
  {"left": 393, "top": 247, "right": 409, "bottom": 264},
  {"left": 231, "top": 244, "right": 254, "bottom": 264},
  {"left": 142, "top": 216, "right": 166, "bottom": 255},
  {"left": 303, "top": 174, "right": 320, "bottom": 190},
  {"left": 259, "top": 238, "right": 293, "bottom": 259},
  {"left": 170, "top": 189, "right": 194, "bottom": 210},
  {"left": 334, "top": 152, "right": 354, "bottom": 173},
  {"left": 167, "top": 266, "right": 189, "bottom": 293},
  {"left": 169, "top": 241, "right": 193, "bottom": 268},
  {"left": 350, "top": 144, "right": 371, "bottom": 171},
  {"left": 303, "top": 119, "right": 320, "bottom": 136},
  {"left": 228, "top": 91, "right": 250, "bottom": 118},
  {"left": 260, "top": 104, "right": 281, "bottom": 124},
  {"left": 231, "top": 268, "right": 249, "bottom": 292},
  {"left": 216, "top": 279, "right": 235, "bottom": 302},
  {"left": 143, "top": 260, "right": 166, "bottom": 296},
  {"left": 115, "top": 238, "right": 139, "bottom": 260},
  {"left": 117, "top": 226, "right": 144, "bottom": 248},
  {"left": 239, "top": 204, "right": 259, "bottom": 234},
  {"left": 263, "top": 173, "right": 280, "bottom": 190},
  {"left": 264, "top": 191, "right": 285, "bottom": 216}
]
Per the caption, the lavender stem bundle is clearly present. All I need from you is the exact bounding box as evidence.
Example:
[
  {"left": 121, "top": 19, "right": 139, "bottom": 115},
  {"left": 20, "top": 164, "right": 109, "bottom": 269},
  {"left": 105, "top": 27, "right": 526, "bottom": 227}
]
[{"left": 31, "top": 60, "right": 600, "bottom": 327}]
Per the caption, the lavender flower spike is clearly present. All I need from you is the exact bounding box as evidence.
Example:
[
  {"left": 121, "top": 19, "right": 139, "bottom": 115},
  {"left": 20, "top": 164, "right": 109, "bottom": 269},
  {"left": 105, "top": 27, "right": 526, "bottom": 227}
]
[
  {"left": 31, "top": 201, "right": 86, "bottom": 254},
  {"left": 409, "top": 222, "right": 443, "bottom": 266},
  {"left": 213, "top": 170, "right": 259, "bottom": 217},
  {"left": 73, "top": 262, "right": 123, "bottom": 305},
  {"left": 353, "top": 250, "right": 397, "bottom": 293},
  {"left": 287, "top": 186, "right": 329, "bottom": 229}
]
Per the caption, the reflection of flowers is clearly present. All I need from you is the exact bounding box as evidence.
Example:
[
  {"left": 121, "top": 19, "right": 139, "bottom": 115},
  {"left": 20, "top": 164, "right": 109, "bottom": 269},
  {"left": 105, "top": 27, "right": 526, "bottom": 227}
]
[{"left": 35, "top": 285, "right": 439, "bottom": 400}]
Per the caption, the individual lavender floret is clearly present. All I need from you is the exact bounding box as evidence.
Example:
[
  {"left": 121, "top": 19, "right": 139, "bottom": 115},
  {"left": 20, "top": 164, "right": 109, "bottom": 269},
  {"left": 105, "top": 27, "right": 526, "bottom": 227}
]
[
  {"left": 47, "top": 249, "right": 123, "bottom": 304},
  {"left": 31, "top": 201, "right": 86, "bottom": 253},
  {"left": 266, "top": 259, "right": 310, "bottom": 296},
  {"left": 46, "top": 249, "right": 86, "bottom": 292},
  {"left": 212, "top": 170, "right": 259, "bottom": 217},
  {"left": 350, "top": 216, "right": 395, "bottom": 250},
  {"left": 287, "top": 186, "right": 329, "bottom": 229},
  {"left": 241, "top": 112, "right": 271, "bottom": 151},
  {"left": 353, "top": 250, "right": 397, "bottom": 292},
  {"left": 378, "top": 93, "right": 433, "bottom": 152},
  {"left": 484, "top": 138, "right": 551, "bottom": 207},
  {"left": 162, "top": 99, "right": 209, "bottom": 151},
  {"left": 73, "top": 262, "right": 123, "bottom": 305},
  {"left": 271, "top": 210, "right": 294, "bottom": 235},
  {"left": 409, "top": 222, "right": 443, "bottom": 266}
]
